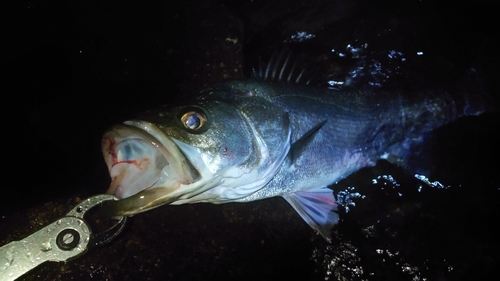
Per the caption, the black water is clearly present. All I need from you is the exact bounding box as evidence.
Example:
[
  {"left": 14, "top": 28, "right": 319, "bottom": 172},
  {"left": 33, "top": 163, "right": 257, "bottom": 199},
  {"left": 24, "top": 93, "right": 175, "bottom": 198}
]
[{"left": 2, "top": 1, "right": 498, "bottom": 280}]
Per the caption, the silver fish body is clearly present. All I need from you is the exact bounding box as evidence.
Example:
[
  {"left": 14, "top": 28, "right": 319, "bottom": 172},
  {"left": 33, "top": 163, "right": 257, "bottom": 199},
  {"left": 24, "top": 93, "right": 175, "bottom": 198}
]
[{"left": 101, "top": 78, "right": 479, "bottom": 239}]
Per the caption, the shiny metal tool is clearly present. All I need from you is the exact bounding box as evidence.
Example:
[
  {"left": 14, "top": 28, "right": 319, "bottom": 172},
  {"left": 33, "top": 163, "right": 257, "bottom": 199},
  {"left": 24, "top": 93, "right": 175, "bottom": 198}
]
[{"left": 0, "top": 194, "right": 127, "bottom": 281}]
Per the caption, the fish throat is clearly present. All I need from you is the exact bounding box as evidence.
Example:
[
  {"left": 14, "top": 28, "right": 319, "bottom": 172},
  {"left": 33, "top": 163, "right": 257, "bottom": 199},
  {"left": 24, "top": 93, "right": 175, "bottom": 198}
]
[{"left": 102, "top": 121, "right": 201, "bottom": 202}]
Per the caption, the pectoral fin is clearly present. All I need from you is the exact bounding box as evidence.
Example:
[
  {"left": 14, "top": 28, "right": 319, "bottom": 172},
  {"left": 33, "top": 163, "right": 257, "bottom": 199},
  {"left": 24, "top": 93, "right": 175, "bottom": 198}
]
[
  {"left": 290, "top": 120, "right": 327, "bottom": 164},
  {"left": 282, "top": 186, "right": 338, "bottom": 241}
]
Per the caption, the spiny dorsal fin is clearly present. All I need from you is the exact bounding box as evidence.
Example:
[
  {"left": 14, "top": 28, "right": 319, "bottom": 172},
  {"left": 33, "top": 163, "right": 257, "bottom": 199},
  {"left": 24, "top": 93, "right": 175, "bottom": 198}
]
[
  {"left": 290, "top": 120, "right": 327, "bottom": 164},
  {"left": 253, "top": 48, "right": 311, "bottom": 85},
  {"left": 251, "top": 48, "right": 348, "bottom": 88}
]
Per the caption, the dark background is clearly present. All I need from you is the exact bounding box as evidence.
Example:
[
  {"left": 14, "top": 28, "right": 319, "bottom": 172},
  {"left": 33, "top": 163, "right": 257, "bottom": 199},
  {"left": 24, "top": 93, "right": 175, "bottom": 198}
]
[{"left": 2, "top": 1, "right": 499, "bottom": 280}]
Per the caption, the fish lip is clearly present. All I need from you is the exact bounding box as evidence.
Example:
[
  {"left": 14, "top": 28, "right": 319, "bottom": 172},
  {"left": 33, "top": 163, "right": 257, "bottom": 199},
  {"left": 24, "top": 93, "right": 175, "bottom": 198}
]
[{"left": 102, "top": 120, "right": 200, "bottom": 201}]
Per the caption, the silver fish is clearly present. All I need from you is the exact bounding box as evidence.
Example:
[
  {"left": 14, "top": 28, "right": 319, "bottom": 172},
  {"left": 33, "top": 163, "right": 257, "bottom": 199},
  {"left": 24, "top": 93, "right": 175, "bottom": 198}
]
[{"left": 100, "top": 61, "right": 486, "bottom": 239}]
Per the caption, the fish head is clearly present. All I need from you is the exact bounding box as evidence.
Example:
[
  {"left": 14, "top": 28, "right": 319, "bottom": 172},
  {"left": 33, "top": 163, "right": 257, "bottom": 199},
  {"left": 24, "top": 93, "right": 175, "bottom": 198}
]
[{"left": 101, "top": 87, "right": 290, "bottom": 215}]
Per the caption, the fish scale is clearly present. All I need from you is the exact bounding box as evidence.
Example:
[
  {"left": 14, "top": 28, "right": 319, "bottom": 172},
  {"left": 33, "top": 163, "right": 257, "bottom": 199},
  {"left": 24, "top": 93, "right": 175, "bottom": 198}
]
[{"left": 99, "top": 59, "right": 489, "bottom": 240}]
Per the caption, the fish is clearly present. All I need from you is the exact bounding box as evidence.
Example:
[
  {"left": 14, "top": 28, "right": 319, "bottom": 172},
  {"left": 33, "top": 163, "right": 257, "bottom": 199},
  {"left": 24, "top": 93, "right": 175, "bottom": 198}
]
[{"left": 100, "top": 53, "right": 488, "bottom": 240}]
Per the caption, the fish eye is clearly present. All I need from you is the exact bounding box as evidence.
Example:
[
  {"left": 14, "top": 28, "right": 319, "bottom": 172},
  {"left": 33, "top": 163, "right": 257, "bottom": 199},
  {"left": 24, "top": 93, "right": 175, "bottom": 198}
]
[{"left": 180, "top": 111, "right": 206, "bottom": 130}]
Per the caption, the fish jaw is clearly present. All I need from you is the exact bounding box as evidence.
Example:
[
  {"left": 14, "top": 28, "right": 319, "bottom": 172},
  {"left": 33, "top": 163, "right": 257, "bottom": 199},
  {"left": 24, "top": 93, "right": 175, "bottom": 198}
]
[{"left": 101, "top": 121, "right": 200, "bottom": 204}]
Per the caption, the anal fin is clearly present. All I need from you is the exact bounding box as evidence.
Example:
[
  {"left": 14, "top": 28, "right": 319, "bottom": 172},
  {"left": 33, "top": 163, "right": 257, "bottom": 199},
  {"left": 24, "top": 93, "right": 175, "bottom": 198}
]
[{"left": 282, "top": 186, "right": 338, "bottom": 241}]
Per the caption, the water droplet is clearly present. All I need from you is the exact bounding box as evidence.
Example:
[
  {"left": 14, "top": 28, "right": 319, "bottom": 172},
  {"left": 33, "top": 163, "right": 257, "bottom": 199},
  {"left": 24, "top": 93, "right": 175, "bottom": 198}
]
[{"left": 41, "top": 242, "right": 52, "bottom": 252}]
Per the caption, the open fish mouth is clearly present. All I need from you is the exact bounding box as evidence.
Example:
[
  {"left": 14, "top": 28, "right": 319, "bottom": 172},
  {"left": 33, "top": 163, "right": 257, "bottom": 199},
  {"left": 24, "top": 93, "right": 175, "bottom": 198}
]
[{"left": 101, "top": 120, "right": 200, "bottom": 215}]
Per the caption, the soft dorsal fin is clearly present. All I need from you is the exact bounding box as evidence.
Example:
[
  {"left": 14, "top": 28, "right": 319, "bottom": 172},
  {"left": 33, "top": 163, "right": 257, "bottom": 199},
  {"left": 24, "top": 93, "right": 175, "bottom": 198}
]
[{"left": 290, "top": 120, "right": 327, "bottom": 164}]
